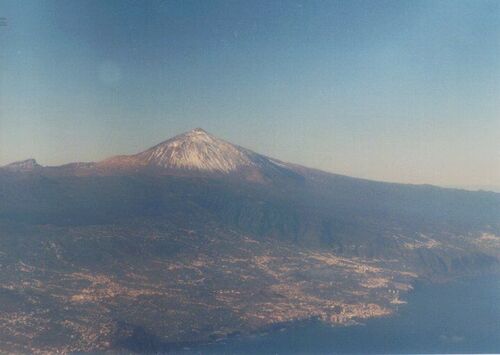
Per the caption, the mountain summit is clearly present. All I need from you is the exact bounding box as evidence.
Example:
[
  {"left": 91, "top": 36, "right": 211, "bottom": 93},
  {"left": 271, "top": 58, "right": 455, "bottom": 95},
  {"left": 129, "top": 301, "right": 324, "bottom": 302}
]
[
  {"left": 135, "top": 128, "right": 255, "bottom": 172},
  {"left": 3, "top": 158, "right": 41, "bottom": 172},
  {"left": 98, "top": 128, "right": 292, "bottom": 180}
]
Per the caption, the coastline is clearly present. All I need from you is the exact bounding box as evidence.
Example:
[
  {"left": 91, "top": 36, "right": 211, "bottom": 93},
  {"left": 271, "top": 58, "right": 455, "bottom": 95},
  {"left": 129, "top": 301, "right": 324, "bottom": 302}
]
[{"left": 174, "top": 270, "right": 500, "bottom": 354}]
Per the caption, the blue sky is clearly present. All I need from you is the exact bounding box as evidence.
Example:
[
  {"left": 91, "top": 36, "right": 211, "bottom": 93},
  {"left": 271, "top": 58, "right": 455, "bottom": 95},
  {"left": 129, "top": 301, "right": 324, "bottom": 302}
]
[{"left": 0, "top": 0, "right": 498, "bottom": 188}]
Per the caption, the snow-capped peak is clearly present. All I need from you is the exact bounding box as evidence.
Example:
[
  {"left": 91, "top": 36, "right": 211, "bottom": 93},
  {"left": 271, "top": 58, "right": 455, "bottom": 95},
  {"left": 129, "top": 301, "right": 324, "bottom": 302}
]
[
  {"left": 98, "top": 128, "right": 296, "bottom": 181},
  {"left": 2, "top": 158, "right": 41, "bottom": 171},
  {"left": 135, "top": 128, "right": 255, "bottom": 173}
]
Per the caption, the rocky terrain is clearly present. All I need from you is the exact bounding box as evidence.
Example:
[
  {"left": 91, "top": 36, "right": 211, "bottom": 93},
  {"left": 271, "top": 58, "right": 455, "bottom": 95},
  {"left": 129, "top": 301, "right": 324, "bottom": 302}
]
[{"left": 0, "top": 129, "right": 499, "bottom": 353}]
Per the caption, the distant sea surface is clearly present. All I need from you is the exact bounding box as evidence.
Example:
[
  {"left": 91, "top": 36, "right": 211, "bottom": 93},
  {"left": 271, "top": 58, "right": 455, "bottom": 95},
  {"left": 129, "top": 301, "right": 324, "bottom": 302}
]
[{"left": 186, "top": 274, "right": 500, "bottom": 354}]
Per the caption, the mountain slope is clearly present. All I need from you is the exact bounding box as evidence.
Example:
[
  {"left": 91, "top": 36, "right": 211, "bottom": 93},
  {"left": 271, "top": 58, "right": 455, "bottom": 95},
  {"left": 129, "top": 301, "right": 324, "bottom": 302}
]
[{"left": 1, "top": 128, "right": 499, "bottom": 257}]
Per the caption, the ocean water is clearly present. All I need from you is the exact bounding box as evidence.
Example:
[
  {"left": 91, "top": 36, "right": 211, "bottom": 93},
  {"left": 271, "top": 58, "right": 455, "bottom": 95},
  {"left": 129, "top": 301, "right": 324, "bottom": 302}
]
[{"left": 190, "top": 274, "right": 500, "bottom": 354}]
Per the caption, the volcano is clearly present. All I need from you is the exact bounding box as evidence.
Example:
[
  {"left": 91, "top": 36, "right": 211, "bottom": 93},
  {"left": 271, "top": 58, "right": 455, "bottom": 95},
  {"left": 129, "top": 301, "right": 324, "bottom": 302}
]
[{"left": 0, "top": 129, "right": 499, "bottom": 353}]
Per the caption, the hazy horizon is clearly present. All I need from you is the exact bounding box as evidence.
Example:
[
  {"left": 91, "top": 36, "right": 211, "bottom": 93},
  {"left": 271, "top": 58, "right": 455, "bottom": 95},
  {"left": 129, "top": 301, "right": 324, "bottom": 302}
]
[{"left": 1, "top": 0, "right": 499, "bottom": 188}]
